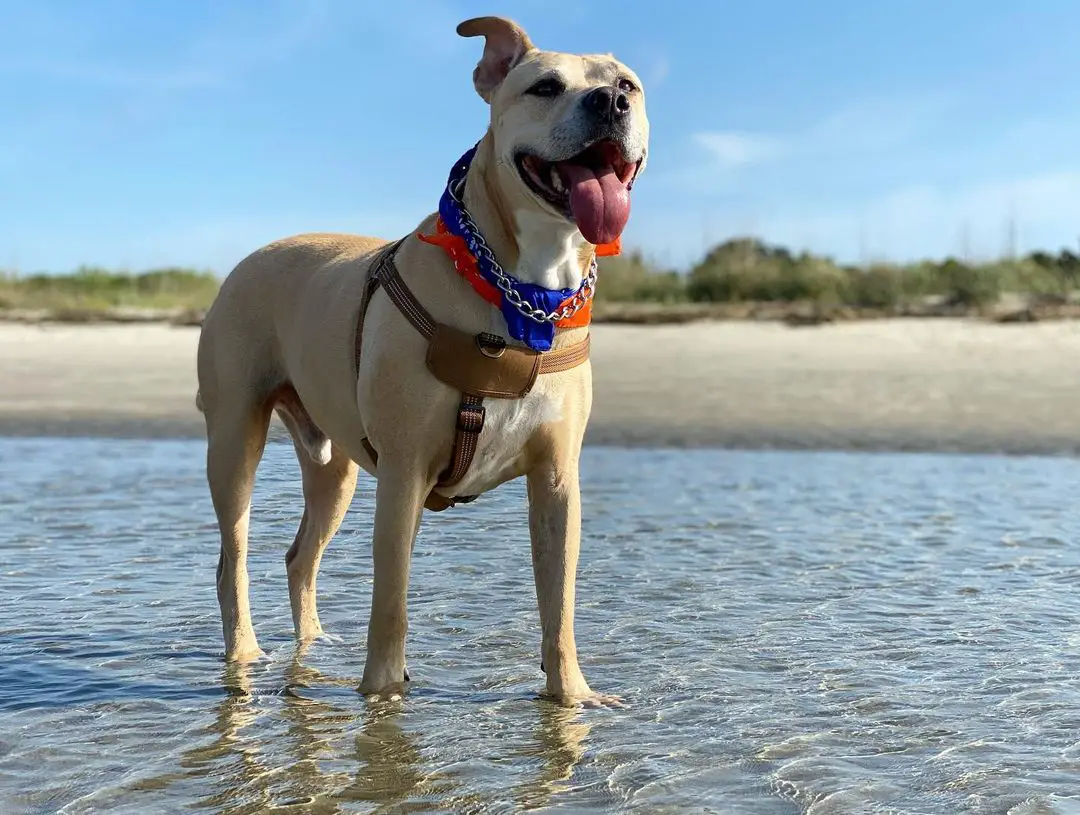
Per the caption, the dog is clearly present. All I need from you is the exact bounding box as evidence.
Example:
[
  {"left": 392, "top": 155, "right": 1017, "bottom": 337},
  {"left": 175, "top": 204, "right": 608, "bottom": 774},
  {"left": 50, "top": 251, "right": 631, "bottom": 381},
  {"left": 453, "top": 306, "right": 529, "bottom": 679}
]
[{"left": 195, "top": 15, "right": 649, "bottom": 707}]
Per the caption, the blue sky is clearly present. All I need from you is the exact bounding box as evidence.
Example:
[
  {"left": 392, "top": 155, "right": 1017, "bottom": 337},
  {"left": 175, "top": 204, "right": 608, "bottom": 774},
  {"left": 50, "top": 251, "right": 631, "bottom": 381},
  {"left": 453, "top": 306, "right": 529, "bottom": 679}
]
[{"left": 3, "top": 0, "right": 1080, "bottom": 275}]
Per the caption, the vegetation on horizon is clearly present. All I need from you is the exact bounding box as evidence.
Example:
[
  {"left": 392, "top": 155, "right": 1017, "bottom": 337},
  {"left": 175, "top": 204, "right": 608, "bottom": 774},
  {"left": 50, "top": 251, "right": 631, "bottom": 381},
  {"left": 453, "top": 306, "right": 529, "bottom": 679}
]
[
  {"left": 0, "top": 266, "right": 220, "bottom": 317},
  {"left": 595, "top": 238, "right": 1080, "bottom": 312},
  {"left": 3, "top": 239, "right": 1080, "bottom": 320}
]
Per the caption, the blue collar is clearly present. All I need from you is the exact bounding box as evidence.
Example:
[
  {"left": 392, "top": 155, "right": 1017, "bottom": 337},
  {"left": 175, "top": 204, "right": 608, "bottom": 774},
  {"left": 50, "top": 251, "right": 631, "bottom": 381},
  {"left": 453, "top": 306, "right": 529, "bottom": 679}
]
[{"left": 437, "top": 144, "right": 595, "bottom": 353}]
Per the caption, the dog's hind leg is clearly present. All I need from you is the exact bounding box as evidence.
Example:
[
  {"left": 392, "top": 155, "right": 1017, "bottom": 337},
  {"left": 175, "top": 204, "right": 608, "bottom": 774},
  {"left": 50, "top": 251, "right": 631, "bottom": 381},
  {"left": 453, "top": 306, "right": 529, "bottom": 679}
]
[
  {"left": 205, "top": 400, "right": 272, "bottom": 663},
  {"left": 278, "top": 404, "right": 359, "bottom": 642}
]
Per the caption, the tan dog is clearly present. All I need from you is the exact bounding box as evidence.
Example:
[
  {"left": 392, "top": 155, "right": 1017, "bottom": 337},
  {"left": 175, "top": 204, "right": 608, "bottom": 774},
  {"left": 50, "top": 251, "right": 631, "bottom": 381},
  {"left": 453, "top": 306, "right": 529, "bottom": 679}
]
[{"left": 195, "top": 16, "right": 649, "bottom": 707}]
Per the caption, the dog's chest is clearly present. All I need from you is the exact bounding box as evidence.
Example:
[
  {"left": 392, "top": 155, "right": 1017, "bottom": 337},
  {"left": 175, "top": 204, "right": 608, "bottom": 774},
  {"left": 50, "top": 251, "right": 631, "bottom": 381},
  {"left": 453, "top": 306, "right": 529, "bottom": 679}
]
[{"left": 450, "top": 386, "right": 564, "bottom": 496}]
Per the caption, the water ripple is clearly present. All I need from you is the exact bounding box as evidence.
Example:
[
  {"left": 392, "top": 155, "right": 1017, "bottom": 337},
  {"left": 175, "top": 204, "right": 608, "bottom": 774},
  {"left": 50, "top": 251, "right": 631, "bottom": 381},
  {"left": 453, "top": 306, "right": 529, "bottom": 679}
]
[{"left": 1, "top": 440, "right": 1079, "bottom": 812}]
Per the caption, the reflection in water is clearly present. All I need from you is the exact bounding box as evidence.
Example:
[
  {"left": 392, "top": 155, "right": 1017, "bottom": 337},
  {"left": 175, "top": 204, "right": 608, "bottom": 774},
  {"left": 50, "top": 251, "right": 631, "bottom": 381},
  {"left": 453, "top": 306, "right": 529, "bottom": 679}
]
[
  {"left": 274, "top": 648, "right": 356, "bottom": 812},
  {"left": 177, "top": 651, "right": 435, "bottom": 813},
  {"left": 340, "top": 701, "right": 432, "bottom": 809},
  {"left": 513, "top": 702, "right": 592, "bottom": 811},
  {"left": 158, "top": 650, "right": 443, "bottom": 812},
  {"left": 178, "top": 661, "right": 276, "bottom": 814},
  {"left": 155, "top": 650, "right": 597, "bottom": 813}
]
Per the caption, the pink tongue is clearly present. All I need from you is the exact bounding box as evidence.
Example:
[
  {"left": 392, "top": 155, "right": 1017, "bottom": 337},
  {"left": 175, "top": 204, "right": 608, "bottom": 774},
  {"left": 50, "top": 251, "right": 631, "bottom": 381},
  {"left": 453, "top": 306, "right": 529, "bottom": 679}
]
[{"left": 558, "top": 163, "right": 630, "bottom": 246}]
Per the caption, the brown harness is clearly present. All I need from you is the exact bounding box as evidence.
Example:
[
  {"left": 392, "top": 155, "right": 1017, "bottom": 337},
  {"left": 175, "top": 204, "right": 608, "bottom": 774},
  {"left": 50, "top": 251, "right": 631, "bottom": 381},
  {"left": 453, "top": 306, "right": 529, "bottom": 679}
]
[{"left": 354, "top": 238, "right": 592, "bottom": 512}]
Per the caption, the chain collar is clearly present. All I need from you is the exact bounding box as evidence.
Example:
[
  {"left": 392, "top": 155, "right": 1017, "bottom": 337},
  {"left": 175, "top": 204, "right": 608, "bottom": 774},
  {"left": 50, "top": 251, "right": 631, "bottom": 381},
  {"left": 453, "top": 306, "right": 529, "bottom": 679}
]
[{"left": 441, "top": 147, "right": 598, "bottom": 327}]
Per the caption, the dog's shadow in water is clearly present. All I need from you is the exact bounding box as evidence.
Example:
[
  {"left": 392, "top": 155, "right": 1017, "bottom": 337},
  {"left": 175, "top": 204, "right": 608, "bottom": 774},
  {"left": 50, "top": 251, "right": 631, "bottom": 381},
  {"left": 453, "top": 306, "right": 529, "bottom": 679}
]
[{"left": 170, "top": 645, "right": 593, "bottom": 812}]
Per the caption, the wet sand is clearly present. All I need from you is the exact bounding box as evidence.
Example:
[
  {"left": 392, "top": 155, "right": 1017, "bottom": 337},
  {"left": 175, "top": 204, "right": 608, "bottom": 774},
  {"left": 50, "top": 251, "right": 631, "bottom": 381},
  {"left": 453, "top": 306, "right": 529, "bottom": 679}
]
[{"left": 2, "top": 320, "right": 1079, "bottom": 455}]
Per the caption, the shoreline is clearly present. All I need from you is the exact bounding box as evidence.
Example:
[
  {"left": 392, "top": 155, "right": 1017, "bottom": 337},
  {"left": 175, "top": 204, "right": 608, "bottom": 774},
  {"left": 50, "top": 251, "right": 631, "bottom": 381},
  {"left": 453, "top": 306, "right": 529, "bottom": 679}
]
[
  {"left": 3, "top": 423, "right": 1078, "bottom": 459},
  {"left": 3, "top": 320, "right": 1080, "bottom": 457},
  {"left": 4, "top": 298, "right": 1080, "bottom": 328}
]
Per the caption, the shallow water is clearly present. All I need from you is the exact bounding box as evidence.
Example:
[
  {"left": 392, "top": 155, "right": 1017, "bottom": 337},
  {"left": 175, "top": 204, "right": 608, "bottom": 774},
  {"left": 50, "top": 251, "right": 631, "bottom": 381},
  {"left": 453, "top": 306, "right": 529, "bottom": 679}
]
[{"left": 1, "top": 438, "right": 1079, "bottom": 814}]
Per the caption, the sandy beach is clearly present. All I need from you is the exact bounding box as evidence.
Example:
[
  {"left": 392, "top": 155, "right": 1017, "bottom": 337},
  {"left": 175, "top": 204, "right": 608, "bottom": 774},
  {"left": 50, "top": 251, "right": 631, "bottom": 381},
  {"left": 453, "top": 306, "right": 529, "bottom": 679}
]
[{"left": 2, "top": 319, "right": 1079, "bottom": 455}]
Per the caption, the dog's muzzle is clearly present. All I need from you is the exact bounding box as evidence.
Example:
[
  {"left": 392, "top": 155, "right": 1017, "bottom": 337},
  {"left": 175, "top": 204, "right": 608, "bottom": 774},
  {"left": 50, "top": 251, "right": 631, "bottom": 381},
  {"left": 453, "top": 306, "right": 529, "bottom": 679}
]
[{"left": 582, "top": 86, "right": 632, "bottom": 124}]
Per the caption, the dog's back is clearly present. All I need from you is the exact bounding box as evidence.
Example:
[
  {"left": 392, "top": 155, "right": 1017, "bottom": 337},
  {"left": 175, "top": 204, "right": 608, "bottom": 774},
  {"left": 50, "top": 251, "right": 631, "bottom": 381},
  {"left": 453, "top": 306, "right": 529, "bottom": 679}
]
[{"left": 195, "top": 232, "right": 387, "bottom": 420}]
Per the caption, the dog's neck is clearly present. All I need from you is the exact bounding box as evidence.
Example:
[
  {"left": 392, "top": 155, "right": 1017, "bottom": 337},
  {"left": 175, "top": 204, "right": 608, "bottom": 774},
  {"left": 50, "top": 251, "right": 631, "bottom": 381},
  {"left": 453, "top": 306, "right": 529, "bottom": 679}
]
[{"left": 461, "top": 134, "right": 595, "bottom": 292}]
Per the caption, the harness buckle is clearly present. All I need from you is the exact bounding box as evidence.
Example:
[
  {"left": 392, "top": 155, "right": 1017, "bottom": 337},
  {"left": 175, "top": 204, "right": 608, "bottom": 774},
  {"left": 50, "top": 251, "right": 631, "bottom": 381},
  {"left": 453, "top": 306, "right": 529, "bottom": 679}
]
[{"left": 457, "top": 403, "right": 486, "bottom": 433}]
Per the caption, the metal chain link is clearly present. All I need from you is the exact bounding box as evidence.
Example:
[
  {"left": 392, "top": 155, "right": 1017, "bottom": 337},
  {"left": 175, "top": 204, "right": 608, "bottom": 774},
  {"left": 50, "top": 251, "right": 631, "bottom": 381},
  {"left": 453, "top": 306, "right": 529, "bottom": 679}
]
[{"left": 447, "top": 177, "right": 598, "bottom": 325}]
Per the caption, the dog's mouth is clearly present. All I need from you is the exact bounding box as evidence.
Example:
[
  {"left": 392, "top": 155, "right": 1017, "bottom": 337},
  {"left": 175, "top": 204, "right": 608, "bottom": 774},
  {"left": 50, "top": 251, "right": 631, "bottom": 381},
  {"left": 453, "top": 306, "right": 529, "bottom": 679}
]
[{"left": 515, "top": 140, "right": 641, "bottom": 246}]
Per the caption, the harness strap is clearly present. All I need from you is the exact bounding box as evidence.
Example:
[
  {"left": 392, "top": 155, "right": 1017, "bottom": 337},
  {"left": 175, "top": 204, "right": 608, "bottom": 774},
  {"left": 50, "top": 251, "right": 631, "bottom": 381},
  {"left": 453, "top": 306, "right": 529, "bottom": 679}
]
[
  {"left": 538, "top": 334, "right": 591, "bottom": 374},
  {"left": 368, "top": 245, "right": 488, "bottom": 496},
  {"left": 372, "top": 246, "right": 436, "bottom": 339},
  {"left": 439, "top": 393, "right": 486, "bottom": 487},
  {"left": 354, "top": 237, "right": 590, "bottom": 511},
  {"left": 354, "top": 238, "right": 406, "bottom": 367},
  {"left": 357, "top": 240, "right": 461, "bottom": 513}
]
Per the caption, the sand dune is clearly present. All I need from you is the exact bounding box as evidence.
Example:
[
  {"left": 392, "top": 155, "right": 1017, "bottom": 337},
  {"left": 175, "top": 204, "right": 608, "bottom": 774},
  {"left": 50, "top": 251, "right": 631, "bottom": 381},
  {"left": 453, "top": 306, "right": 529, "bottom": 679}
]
[{"left": 2, "top": 320, "right": 1079, "bottom": 455}]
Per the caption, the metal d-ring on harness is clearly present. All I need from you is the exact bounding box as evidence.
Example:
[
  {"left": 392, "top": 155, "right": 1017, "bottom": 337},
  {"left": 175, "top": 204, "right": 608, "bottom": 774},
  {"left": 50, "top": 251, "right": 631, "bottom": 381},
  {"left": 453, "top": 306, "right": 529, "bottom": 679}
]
[{"left": 353, "top": 238, "right": 592, "bottom": 513}]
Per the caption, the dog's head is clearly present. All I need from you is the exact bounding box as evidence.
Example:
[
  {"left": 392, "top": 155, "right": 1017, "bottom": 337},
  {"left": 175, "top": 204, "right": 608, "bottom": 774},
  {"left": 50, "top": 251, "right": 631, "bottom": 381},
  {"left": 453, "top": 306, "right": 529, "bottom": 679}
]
[{"left": 457, "top": 16, "right": 649, "bottom": 247}]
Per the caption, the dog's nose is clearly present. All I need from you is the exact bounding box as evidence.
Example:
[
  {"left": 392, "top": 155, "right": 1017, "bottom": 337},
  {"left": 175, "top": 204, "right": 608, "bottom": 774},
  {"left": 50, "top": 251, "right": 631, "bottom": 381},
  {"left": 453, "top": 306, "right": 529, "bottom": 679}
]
[{"left": 583, "top": 87, "right": 630, "bottom": 120}]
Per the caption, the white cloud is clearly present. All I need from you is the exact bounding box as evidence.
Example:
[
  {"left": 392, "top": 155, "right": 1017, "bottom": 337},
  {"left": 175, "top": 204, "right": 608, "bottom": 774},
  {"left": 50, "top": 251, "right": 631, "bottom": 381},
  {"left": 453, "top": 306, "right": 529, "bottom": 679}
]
[
  {"left": 617, "top": 164, "right": 1080, "bottom": 269},
  {"left": 692, "top": 132, "right": 788, "bottom": 169},
  {"left": 651, "top": 88, "right": 1080, "bottom": 263},
  {"left": 804, "top": 93, "right": 953, "bottom": 155},
  {"left": 644, "top": 170, "right": 1080, "bottom": 266},
  {"left": 688, "top": 93, "right": 952, "bottom": 176}
]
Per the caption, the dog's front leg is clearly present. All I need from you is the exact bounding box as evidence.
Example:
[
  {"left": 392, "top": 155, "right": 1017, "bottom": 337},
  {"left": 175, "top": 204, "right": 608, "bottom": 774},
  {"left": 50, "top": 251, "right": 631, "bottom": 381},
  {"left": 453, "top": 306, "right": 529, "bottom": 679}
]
[
  {"left": 527, "top": 458, "right": 621, "bottom": 708},
  {"left": 359, "top": 460, "right": 429, "bottom": 698}
]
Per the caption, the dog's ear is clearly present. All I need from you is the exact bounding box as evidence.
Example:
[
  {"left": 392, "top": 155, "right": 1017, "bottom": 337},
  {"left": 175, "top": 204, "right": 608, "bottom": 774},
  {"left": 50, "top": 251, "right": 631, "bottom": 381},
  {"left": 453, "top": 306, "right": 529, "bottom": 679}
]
[{"left": 456, "top": 16, "right": 535, "bottom": 103}]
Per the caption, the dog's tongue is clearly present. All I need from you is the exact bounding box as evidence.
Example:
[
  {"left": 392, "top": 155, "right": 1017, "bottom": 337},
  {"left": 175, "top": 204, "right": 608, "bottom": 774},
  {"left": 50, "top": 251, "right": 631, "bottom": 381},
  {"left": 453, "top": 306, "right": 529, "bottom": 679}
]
[{"left": 558, "top": 163, "right": 630, "bottom": 246}]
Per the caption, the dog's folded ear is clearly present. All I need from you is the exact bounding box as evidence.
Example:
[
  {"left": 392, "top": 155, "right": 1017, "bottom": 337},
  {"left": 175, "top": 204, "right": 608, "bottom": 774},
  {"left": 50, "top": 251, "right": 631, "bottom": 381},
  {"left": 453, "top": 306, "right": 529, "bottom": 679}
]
[{"left": 456, "top": 16, "right": 535, "bottom": 103}]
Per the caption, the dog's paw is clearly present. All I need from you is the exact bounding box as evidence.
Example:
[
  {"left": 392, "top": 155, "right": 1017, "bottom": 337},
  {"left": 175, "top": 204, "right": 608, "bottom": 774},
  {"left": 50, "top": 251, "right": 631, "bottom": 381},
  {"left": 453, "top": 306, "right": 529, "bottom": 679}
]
[
  {"left": 358, "top": 666, "right": 410, "bottom": 702},
  {"left": 542, "top": 686, "right": 625, "bottom": 710},
  {"left": 224, "top": 647, "right": 268, "bottom": 664},
  {"left": 363, "top": 689, "right": 406, "bottom": 704},
  {"left": 359, "top": 680, "right": 409, "bottom": 705},
  {"left": 579, "top": 692, "right": 625, "bottom": 710}
]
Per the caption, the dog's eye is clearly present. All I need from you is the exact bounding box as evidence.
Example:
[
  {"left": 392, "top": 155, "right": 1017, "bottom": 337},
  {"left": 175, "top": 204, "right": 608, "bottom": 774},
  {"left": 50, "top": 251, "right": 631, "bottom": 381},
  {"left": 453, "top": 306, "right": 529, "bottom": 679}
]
[
  {"left": 526, "top": 78, "right": 565, "bottom": 98},
  {"left": 618, "top": 78, "right": 637, "bottom": 94}
]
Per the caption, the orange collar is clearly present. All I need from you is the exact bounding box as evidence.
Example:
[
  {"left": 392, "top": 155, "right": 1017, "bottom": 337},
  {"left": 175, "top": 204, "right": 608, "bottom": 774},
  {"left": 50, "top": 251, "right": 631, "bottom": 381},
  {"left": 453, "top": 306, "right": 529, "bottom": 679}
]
[{"left": 417, "top": 217, "right": 619, "bottom": 330}]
